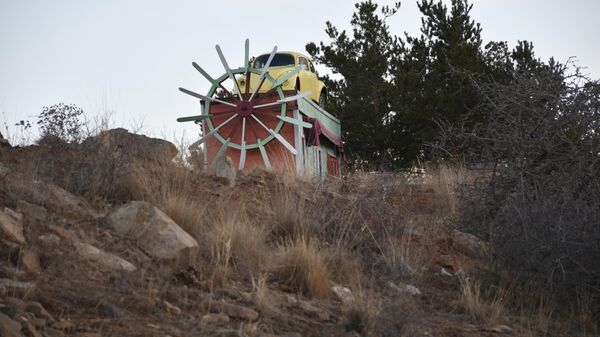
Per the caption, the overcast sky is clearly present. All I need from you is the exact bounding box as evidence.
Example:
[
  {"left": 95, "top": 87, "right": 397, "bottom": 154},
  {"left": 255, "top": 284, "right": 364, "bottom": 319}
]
[{"left": 1, "top": 0, "right": 599, "bottom": 142}]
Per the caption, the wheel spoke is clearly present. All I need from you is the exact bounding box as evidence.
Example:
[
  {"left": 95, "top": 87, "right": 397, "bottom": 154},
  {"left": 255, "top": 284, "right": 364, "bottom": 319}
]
[
  {"left": 179, "top": 87, "right": 236, "bottom": 108},
  {"left": 249, "top": 46, "right": 277, "bottom": 101},
  {"left": 212, "top": 138, "right": 231, "bottom": 170},
  {"left": 216, "top": 44, "right": 243, "bottom": 100},
  {"left": 253, "top": 91, "right": 311, "bottom": 109},
  {"left": 244, "top": 39, "right": 250, "bottom": 72},
  {"left": 276, "top": 115, "right": 313, "bottom": 128},
  {"left": 239, "top": 117, "right": 247, "bottom": 170},
  {"left": 197, "top": 114, "right": 238, "bottom": 144},
  {"left": 257, "top": 139, "right": 271, "bottom": 170},
  {"left": 251, "top": 115, "right": 297, "bottom": 155},
  {"left": 192, "top": 62, "right": 215, "bottom": 84},
  {"left": 176, "top": 114, "right": 213, "bottom": 123}
]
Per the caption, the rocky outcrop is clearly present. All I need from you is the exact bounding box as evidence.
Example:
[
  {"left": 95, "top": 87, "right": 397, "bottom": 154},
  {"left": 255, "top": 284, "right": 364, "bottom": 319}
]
[
  {"left": 108, "top": 201, "right": 198, "bottom": 268},
  {"left": 0, "top": 208, "right": 26, "bottom": 245},
  {"left": 74, "top": 242, "right": 136, "bottom": 272},
  {"left": 81, "top": 128, "right": 177, "bottom": 162}
]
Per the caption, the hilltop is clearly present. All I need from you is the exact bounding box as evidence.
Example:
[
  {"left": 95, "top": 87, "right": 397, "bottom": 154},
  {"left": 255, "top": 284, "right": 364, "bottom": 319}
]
[{"left": 0, "top": 129, "right": 579, "bottom": 336}]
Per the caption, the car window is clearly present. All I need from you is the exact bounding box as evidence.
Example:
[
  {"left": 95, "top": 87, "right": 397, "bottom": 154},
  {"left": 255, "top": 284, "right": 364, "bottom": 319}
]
[
  {"left": 298, "top": 57, "right": 308, "bottom": 68},
  {"left": 308, "top": 61, "right": 315, "bottom": 73},
  {"left": 254, "top": 53, "right": 295, "bottom": 68}
]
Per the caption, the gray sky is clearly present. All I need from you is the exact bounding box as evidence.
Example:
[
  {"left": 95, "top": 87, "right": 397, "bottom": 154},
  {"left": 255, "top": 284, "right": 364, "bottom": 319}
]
[{"left": 1, "top": 0, "right": 599, "bottom": 142}]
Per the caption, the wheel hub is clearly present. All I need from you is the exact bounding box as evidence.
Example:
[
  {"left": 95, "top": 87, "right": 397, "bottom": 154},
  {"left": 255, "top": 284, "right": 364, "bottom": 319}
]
[{"left": 235, "top": 100, "right": 253, "bottom": 117}]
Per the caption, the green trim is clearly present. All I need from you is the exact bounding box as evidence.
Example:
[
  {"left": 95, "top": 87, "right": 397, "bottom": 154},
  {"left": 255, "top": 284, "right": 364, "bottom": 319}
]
[{"left": 258, "top": 139, "right": 271, "bottom": 171}]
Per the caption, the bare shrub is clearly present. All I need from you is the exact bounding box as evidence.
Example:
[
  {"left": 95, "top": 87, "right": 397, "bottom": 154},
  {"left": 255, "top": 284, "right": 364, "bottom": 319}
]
[
  {"left": 37, "top": 103, "right": 85, "bottom": 143},
  {"left": 438, "top": 62, "right": 600, "bottom": 310}
]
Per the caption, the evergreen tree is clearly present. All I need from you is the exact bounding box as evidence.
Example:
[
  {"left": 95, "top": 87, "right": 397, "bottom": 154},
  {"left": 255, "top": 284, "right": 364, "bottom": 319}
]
[{"left": 306, "top": 1, "right": 401, "bottom": 169}]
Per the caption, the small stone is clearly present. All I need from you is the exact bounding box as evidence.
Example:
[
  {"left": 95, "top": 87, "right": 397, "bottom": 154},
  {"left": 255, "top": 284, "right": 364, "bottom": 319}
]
[
  {"left": 53, "top": 320, "right": 74, "bottom": 331},
  {"left": 388, "top": 281, "right": 421, "bottom": 296},
  {"left": 16, "top": 201, "right": 47, "bottom": 222},
  {"left": 0, "top": 210, "right": 26, "bottom": 245},
  {"left": 440, "top": 267, "right": 454, "bottom": 277},
  {"left": 0, "top": 313, "right": 23, "bottom": 337},
  {"left": 331, "top": 285, "right": 353, "bottom": 303},
  {"left": 205, "top": 300, "right": 259, "bottom": 321},
  {"left": 163, "top": 300, "right": 182, "bottom": 315},
  {"left": 200, "top": 313, "right": 230, "bottom": 326},
  {"left": 20, "top": 250, "right": 42, "bottom": 273},
  {"left": 38, "top": 234, "right": 61, "bottom": 245}
]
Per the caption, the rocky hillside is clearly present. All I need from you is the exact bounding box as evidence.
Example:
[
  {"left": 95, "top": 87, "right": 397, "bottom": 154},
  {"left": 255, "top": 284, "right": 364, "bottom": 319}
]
[{"left": 0, "top": 129, "right": 552, "bottom": 337}]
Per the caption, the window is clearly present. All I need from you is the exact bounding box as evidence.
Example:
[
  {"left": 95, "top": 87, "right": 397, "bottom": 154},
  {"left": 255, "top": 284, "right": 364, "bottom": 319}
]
[
  {"left": 254, "top": 53, "right": 295, "bottom": 68},
  {"left": 308, "top": 61, "right": 315, "bottom": 73},
  {"left": 298, "top": 57, "right": 309, "bottom": 70}
]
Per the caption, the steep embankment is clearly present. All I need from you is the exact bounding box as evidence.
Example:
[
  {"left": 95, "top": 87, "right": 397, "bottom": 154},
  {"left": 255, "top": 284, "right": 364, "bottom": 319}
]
[{"left": 1, "top": 129, "right": 521, "bottom": 337}]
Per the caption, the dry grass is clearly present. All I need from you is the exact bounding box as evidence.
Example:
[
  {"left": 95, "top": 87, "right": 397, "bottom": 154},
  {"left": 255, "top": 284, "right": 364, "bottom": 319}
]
[
  {"left": 275, "top": 237, "right": 331, "bottom": 298},
  {"left": 426, "top": 162, "right": 476, "bottom": 215},
  {"left": 459, "top": 275, "right": 507, "bottom": 324},
  {"left": 203, "top": 208, "right": 270, "bottom": 282},
  {"left": 251, "top": 274, "right": 272, "bottom": 314},
  {"left": 341, "top": 285, "right": 380, "bottom": 336}
]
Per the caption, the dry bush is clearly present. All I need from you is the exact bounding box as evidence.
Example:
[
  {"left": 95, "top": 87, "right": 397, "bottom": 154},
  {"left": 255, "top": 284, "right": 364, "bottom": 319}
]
[
  {"left": 439, "top": 64, "right": 600, "bottom": 314},
  {"left": 274, "top": 237, "right": 331, "bottom": 297},
  {"left": 342, "top": 286, "right": 380, "bottom": 336},
  {"left": 459, "top": 275, "right": 507, "bottom": 324}
]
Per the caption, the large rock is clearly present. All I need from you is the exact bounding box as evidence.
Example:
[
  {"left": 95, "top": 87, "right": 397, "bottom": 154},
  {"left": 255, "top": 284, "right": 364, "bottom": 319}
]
[
  {"left": 74, "top": 242, "right": 136, "bottom": 272},
  {"left": 451, "top": 230, "right": 490, "bottom": 259},
  {"left": 0, "top": 313, "right": 23, "bottom": 337},
  {"left": 81, "top": 128, "right": 177, "bottom": 161},
  {"left": 108, "top": 201, "right": 198, "bottom": 268},
  {"left": 0, "top": 209, "right": 26, "bottom": 245},
  {"left": 214, "top": 155, "right": 236, "bottom": 186},
  {"left": 4, "top": 179, "right": 95, "bottom": 220}
]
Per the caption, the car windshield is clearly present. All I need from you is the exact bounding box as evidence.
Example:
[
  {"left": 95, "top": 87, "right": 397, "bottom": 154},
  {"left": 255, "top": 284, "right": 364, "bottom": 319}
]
[{"left": 254, "top": 53, "right": 295, "bottom": 68}]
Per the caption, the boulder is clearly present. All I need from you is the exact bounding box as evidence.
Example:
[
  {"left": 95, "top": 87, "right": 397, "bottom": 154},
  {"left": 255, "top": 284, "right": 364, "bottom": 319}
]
[
  {"left": 16, "top": 201, "right": 47, "bottom": 222},
  {"left": 451, "top": 230, "right": 490, "bottom": 259},
  {"left": 74, "top": 242, "right": 136, "bottom": 272},
  {"left": 204, "top": 300, "right": 259, "bottom": 321},
  {"left": 0, "top": 209, "right": 26, "bottom": 245},
  {"left": 81, "top": 128, "right": 177, "bottom": 161},
  {"left": 0, "top": 313, "right": 23, "bottom": 337},
  {"left": 108, "top": 201, "right": 198, "bottom": 268}
]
